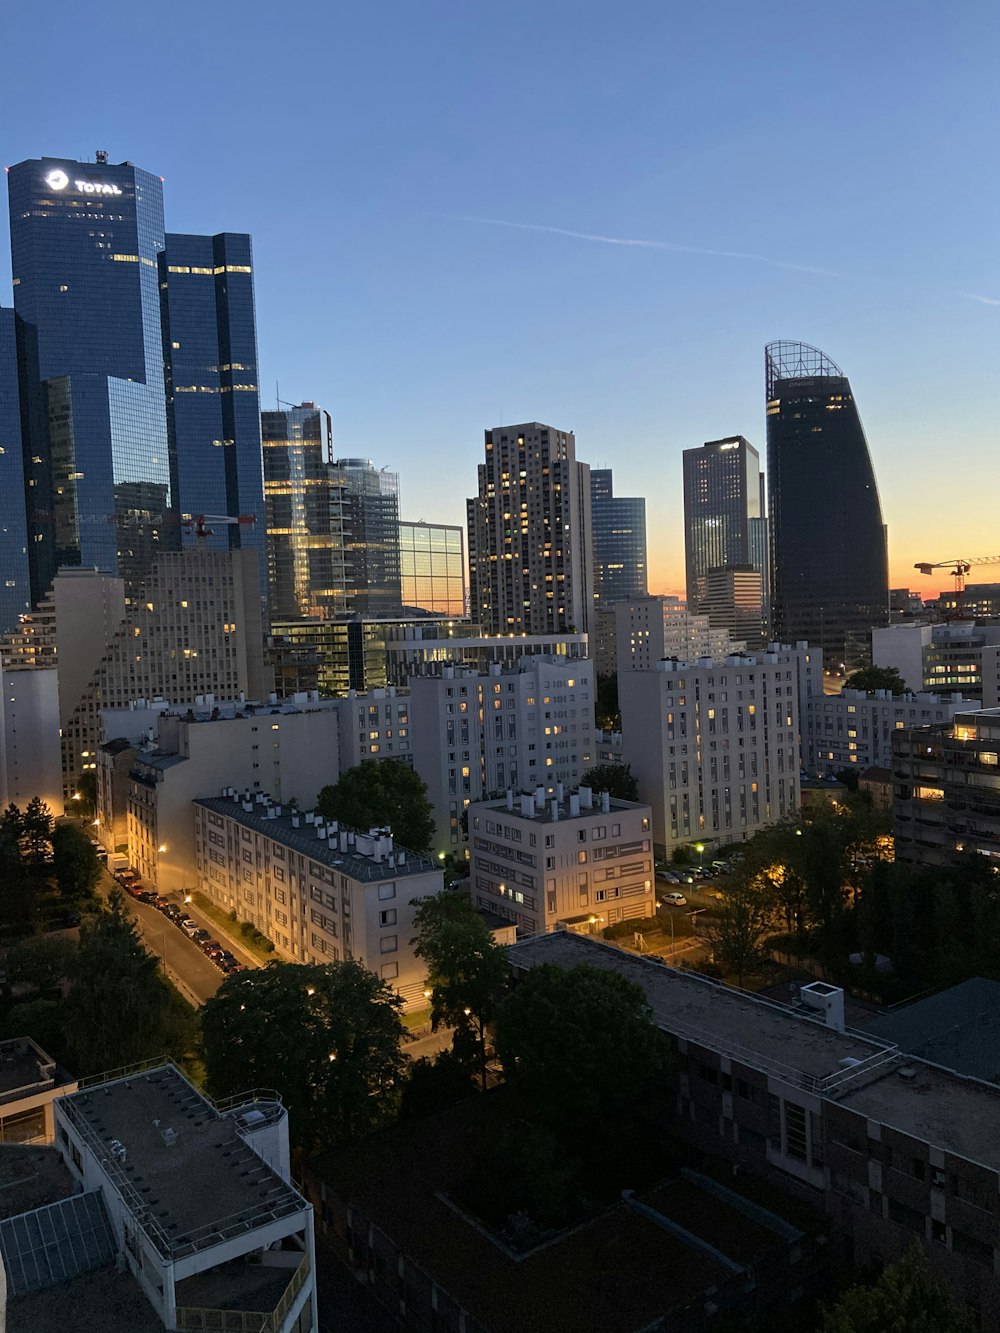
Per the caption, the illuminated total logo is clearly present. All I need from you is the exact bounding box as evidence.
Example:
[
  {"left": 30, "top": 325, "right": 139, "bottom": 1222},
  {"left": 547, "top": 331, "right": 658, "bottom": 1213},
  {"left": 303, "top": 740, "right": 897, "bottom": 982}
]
[{"left": 43, "top": 168, "right": 122, "bottom": 197}]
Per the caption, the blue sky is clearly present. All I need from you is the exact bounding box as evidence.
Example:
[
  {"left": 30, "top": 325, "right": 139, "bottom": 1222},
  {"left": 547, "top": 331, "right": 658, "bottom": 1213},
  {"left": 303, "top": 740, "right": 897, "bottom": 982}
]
[{"left": 4, "top": 0, "right": 999, "bottom": 592}]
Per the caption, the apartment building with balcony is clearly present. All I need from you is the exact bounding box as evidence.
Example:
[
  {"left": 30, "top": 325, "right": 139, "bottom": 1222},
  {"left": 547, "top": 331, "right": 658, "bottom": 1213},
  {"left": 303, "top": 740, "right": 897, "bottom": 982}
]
[{"left": 803, "top": 689, "right": 979, "bottom": 775}]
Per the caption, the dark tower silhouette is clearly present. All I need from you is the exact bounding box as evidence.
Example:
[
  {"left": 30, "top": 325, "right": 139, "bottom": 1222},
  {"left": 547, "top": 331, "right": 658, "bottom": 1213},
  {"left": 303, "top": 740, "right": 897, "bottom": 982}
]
[{"left": 765, "top": 341, "right": 888, "bottom": 666}]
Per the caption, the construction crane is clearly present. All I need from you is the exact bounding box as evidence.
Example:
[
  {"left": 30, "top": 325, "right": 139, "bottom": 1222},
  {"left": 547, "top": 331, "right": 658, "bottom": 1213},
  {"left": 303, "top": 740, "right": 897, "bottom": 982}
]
[
  {"left": 181, "top": 513, "right": 257, "bottom": 542},
  {"left": 914, "top": 555, "right": 1000, "bottom": 617}
]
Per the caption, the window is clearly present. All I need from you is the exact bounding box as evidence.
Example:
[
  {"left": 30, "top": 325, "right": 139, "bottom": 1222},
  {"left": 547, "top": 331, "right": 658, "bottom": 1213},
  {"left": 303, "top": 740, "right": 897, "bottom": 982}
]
[
  {"left": 379, "top": 909, "right": 397, "bottom": 927},
  {"left": 378, "top": 883, "right": 396, "bottom": 901},
  {"left": 380, "top": 935, "right": 398, "bottom": 954},
  {"left": 380, "top": 962, "right": 399, "bottom": 981}
]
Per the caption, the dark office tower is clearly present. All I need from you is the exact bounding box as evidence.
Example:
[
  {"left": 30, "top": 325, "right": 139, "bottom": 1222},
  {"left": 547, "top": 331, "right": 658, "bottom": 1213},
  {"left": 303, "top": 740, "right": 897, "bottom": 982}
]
[
  {"left": 0, "top": 310, "right": 31, "bottom": 634},
  {"left": 590, "top": 469, "right": 647, "bottom": 605},
  {"left": 765, "top": 341, "right": 889, "bottom": 666},
  {"left": 262, "top": 402, "right": 347, "bottom": 620},
  {"left": 8, "top": 155, "right": 171, "bottom": 602},
  {"left": 334, "top": 458, "right": 402, "bottom": 616},
  {"left": 160, "top": 233, "right": 265, "bottom": 586},
  {"left": 682, "top": 436, "right": 768, "bottom": 620},
  {"left": 467, "top": 423, "right": 594, "bottom": 636}
]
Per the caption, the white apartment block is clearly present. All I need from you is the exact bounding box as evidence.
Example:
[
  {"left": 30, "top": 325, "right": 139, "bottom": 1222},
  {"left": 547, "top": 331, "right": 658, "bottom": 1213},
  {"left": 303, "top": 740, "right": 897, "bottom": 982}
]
[
  {"left": 803, "top": 688, "right": 980, "bottom": 775},
  {"left": 409, "top": 657, "right": 596, "bottom": 855},
  {"left": 335, "top": 686, "right": 413, "bottom": 768},
  {"left": 468, "top": 787, "right": 655, "bottom": 935},
  {"left": 615, "top": 596, "right": 743, "bottom": 674},
  {"left": 0, "top": 665, "right": 62, "bottom": 812},
  {"left": 873, "top": 621, "right": 1000, "bottom": 705},
  {"left": 621, "top": 649, "right": 810, "bottom": 855},
  {"left": 194, "top": 794, "right": 444, "bottom": 1008},
  {"left": 51, "top": 1063, "right": 318, "bottom": 1332}
]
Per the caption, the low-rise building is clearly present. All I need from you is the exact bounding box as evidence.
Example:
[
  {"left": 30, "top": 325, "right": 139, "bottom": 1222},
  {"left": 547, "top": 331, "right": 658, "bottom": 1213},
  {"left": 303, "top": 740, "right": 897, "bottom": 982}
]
[
  {"left": 194, "top": 794, "right": 444, "bottom": 1008},
  {"left": 0, "top": 1062, "right": 318, "bottom": 1332},
  {"left": 893, "top": 707, "right": 1000, "bottom": 866},
  {"left": 0, "top": 1037, "right": 76, "bottom": 1145},
  {"left": 803, "top": 688, "right": 979, "bottom": 775},
  {"left": 468, "top": 787, "right": 654, "bottom": 935},
  {"left": 508, "top": 931, "right": 1000, "bottom": 1331},
  {"left": 410, "top": 657, "right": 596, "bottom": 855}
]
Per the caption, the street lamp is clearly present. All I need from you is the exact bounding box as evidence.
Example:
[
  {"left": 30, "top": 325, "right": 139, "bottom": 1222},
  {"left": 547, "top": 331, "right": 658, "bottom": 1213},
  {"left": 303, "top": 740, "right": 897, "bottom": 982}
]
[{"left": 695, "top": 842, "right": 705, "bottom": 874}]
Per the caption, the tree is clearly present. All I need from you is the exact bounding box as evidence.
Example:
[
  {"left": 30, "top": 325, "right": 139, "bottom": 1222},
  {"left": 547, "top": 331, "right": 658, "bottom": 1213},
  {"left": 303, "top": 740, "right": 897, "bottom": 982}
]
[
  {"left": 317, "top": 760, "right": 435, "bottom": 852},
  {"left": 6, "top": 937, "right": 76, "bottom": 993},
  {"left": 819, "top": 1242, "right": 975, "bottom": 1333},
  {"left": 595, "top": 673, "right": 620, "bottom": 731},
  {"left": 75, "top": 771, "right": 97, "bottom": 818},
  {"left": 843, "top": 665, "right": 908, "bottom": 696},
  {"left": 21, "top": 797, "right": 53, "bottom": 864},
  {"left": 581, "top": 763, "right": 639, "bottom": 802},
  {"left": 51, "top": 824, "right": 101, "bottom": 903},
  {"left": 412, "top": 889, "right": 509, "bottom": 1088},
  {"left": 202, "top": 959, "right": 408, "bottom": 1153},
  {"left": 400, "top": 1049, "right": 477, "bottom": 1120},
  {"left": 63, "top": 891, "right": 175, "bottom": 1074},
  {"left": 704, "top": 877, "right": 774, "bottom": 987},
  {"left": 495, "top": 963, "right": 666, "bottom": 1128}
]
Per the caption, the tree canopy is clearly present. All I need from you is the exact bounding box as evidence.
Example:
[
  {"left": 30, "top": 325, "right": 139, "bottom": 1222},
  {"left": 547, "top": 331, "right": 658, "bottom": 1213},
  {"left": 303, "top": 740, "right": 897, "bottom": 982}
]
[
  {"left": 412, "top": 889, "right": 509, "bottom": 1086},
  {"left": 202, "top": 959, "right": 408, "bottom": 1153},
  {"left": 581, "top": 763, "right": 639, "bottom": 802},
  {"left": 595, "top": 673, "right": 620, "bottom": 731},
  {"left": 495, "top": 963, "right": 666, "bottom": 1127},
  {"left": 819, "top": 1242, "right": 975, "bottom": 1333},
  {"left": 843, "top": 665, "right": 909, "bottom": 696},
  {"left": 317, "top": 760, "right": 435, "bottom": 852},
  {"left": 51, "top": 824, "right": 102, "bottom": 904},
  {"left": 705, "top": 875, "right": 774, "bottom": 988}
]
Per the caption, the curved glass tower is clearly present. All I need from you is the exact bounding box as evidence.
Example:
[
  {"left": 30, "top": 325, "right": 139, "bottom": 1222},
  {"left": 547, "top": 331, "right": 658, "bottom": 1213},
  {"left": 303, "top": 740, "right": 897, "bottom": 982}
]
[{"left": 765, "top": 341, "right": 888, "bottom": 666}]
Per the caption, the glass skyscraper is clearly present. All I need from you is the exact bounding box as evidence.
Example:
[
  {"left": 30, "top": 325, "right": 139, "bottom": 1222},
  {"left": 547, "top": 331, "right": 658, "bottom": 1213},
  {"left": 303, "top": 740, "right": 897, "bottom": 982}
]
[
  {"left": 590, "top": 469, "right": 647, "bottom": 605},
  {"left": 335, "top": 458, "right": 402, "bottom": 616},
  {"left": 8, "top": 155, "right": 171, "bottom": 602},
  {"left": 398, "top": 520, "right": 466, "bottom": 615},
  {"left": 262, "top": 402, "right": 347, "bottom": 620},
  {"left": 160, "top": 232, "right": 265, "bottom": 586},
  {"left": 0, "top": 309, "right": 31, "bottom": 634},
  {"left": 682, "top": 436, "right": 768, "bottom": 620},
  {"left": 765, "top": 341, "right": 889, "bottom": 666}
]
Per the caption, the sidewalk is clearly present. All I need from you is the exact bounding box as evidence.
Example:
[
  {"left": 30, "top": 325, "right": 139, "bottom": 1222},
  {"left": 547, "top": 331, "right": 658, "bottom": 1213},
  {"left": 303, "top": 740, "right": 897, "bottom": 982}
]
[{"left": 167, "top": 892, "right": 262, "bottom": 970}]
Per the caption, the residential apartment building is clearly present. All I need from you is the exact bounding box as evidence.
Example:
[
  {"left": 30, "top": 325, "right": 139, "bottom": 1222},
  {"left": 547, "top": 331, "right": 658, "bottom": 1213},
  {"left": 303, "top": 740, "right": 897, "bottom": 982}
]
[
  {"left": 509, "top": 932, "right": 1000, "bottom": 1331},
  {"left": 873, "top": 621, "right": 1000, "bottom": 705},
  {"left": 620, "top": 647, "right": 816, "bottom": 855},
  {"left": 804, "top": 688, "right": 979, "bottom": 775},
  {"left": 409, "top": 657, "right": 596, "bottom": 854},
  {"left": 0, "top": 665, "right": 62, "bottom": 812},
  {"left": 893, "top": 708, "right": 1000, "bottom": 867},
  {"left": 468, "top": 788, "right": 654, "bottom": 934},
  {"left": 615, "top": 596, "right": 741, "bottom": 675},
  {"left": 194, "top": 794, "right": 444, "bottom": 1007},
  {"left": 467, "top": 422, "right": 594, "bottom": 637}
]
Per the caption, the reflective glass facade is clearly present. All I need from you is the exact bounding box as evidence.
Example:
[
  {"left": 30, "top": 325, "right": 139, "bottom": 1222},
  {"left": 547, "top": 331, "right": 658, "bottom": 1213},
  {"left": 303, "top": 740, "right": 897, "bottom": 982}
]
[
  {"left": 160, "top": 232, "right": 265, "bottom": 588},
  {"left": 590, "top": 468, "right": 647, "bottom": 605},
  {"left": 0, "top": 310, "right": 31, "bottom": 633},
  {"left": 334, "top": 458, "right": 402, "bottom": 616},
  {"left": 766, "top": 342, "right": 889, "bottom": 666},
  {"left": 262, "top": 403, "right": 347, "bottom": 620},
  {"left": 9, "top": 156, "right": 171, "bottom": 601},
  {"left": 398, "top": 520, "right": 466, "bottom": 615}
]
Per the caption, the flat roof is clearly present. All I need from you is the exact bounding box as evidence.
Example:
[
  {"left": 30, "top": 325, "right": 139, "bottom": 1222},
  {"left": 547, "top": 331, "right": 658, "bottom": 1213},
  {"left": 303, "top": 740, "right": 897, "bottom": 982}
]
[
  {"left": 865, "top": 978, "right": 1000, "bottom": 1084},
  {"left": 58, "top": 1064, "right": 307, "bottom": 1260},
  {"left": 195, "top": 796, "right": 435, "bottom": 880},
  {"left": 7, "top": 1264, "right": 163, "bottom": 1333},
  {"left": 506, "top": 933, "right": 1000, "bottom": 1173},
  {"left": 0, "top": 1146, "right": 74, "bottom": 1221},
  {"left": 475, "top": 794, "right": 648, "bottom": 826},
  {"left": 0, "top": 1038, "right": 57, "bottom": 1103}
]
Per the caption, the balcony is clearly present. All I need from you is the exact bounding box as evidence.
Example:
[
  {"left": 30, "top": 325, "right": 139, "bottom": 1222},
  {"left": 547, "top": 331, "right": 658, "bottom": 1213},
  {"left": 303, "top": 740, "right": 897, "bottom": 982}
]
[{"left": 175, "top": 1252, "right": 309, "bottom": 1332}]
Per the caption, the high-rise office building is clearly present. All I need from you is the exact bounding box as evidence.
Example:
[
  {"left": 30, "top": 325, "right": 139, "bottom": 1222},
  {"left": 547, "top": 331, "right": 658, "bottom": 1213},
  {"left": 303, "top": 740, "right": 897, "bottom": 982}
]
[
  {"left": 0, "top": 309, "right": 31, "bottom": 635},
  {"left": 8, "top": 155, "right": 172, "bottom": 602},
  {"left": 699, "top": 565, "right": 766, "bottom": 649},
  {"left": 682, "top": 436, "right": 768, "bottom": 631},
  {"left": 590, "top": 469, "right": 647, "bottom": 605},
  {"left": 467, "top": 422, "right": 594, "bottom": 636},
  {"left": 336, "top": 458, "right": 402, "bottom": 616},
  {"left": 262, "top": 402, "right": 347, "bottom": 620},
  {"left": 398, "top": 520, "right": 466, "bottom": 616},
  {"left": 766, "top": 342, "right": 889, "bottom": 666},
  {"left": 160, "top": 232, "right": 265, "bottom": 585}
]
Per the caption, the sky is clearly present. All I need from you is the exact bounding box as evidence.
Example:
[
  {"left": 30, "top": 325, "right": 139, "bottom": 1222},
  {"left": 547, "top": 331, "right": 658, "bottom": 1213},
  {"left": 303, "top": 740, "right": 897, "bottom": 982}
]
[{"left": 3, "top": 0, "right": 999, "bottom": 598}]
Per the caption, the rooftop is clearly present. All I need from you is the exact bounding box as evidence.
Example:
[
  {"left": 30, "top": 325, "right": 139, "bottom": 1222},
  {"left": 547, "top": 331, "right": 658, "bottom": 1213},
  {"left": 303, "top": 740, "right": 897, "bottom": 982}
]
[
  {"left": 506, "top": 933, "right": 1000, "bottom": 1173},
  {"left": 195, "top": 797, "right": 437, "bottom": 881},
  {"left": 0, "top": 1145, "right": 74, "bottom": 1221},
  {"left": 0, "top": 1037, "right": 58, "bottom": 1104},
  {"left": 865, "top": 978, "right": 1000, "bottom": 1084},
  {"left": 474, "top": 789, "right": 647, "bottom": 825},
  {"left": 7, "top": 1263, "right": 163, "bottom": 1333},
  {"left": 57, "top": 1064, "right": 307, "bottom": 1261}
]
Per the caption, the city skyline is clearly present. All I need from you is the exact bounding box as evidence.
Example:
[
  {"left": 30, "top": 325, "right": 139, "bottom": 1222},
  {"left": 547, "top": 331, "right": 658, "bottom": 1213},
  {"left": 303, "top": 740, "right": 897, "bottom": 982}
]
[{"left": 3, "top": 3, "right": 997, "bottom": 600}]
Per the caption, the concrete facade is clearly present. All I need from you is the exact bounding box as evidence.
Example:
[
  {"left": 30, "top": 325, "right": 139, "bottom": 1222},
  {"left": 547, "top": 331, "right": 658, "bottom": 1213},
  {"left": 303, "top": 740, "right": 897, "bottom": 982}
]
[
  {"left": 194, "top": 795, "right": 444, "bottom": 1008},
  {"left": 873, "top": 621, "right": 1000, "bottom": 705},
  {"left": 615, "top": 596, "right": 741, "bottom": 675},
  {"left": 468, "top": 788, "right": 654, "bottom": 934},
  {"left": 803, "top": 689, "right": 980, "bottom": 775},
  {"left": 409, "top": 657, "right": 596, "bottom": 855},
  {"left": 0, "top": 666, "right": 62, "bottom": 813}
]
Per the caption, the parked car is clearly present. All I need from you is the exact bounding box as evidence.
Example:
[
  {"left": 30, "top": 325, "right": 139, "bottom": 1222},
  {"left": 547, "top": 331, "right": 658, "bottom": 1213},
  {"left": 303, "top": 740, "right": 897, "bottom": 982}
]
[
  {"left": 135, "top": 890, "right": 157, "bottom": 905},
  {"left": 152, "top": 896, "right": 169, "bottom": 911},
  {"left": 676, "top": 872, "right": 695, "bottom": 885},
  {"left": 178, "top": 917, "right": 198, "bottom": 935},
  {"left": 200, "top": 938, "right": 222, "bottom": 956},
  {"left": 655, "top": 869, "right": 679, "bottom": 884},
  {"left": 191, "top": 927, "right": 211, "bottom": 945},
  {"left": 662, "top": 891, "right": 688, "bottom": 906}
]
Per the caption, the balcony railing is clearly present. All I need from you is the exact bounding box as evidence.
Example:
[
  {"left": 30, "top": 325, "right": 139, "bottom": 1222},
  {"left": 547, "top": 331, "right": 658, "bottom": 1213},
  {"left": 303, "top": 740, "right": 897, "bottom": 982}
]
[{"left": 175, "top": 1255, "right": 310, "bottom": 1333}]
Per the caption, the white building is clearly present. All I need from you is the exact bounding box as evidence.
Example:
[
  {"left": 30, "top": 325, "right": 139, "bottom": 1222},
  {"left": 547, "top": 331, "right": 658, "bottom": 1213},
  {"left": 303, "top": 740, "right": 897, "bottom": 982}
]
[
  {"left": 334, "top": 686, "right": 413, "bottom": 768},
  {"left": 194, "top": 794, "right": 444, "bottom": 1008},
  {"left": 803, "top": 688, "right": 980, "bottom": 774},
  {"left": 873, "top": 621, "right": 1000, "bottom": 704},
  {"left": 50, "top": 1063, "right": 317, "bottom": 1332},
  {"left": 615, "top": 596, "right": 743, "bottom": 674},
  {"left": 620, "top": 647, "right": 814, "bottom": 855},
  {"left": 409, "top": 657, "right": 596, "bottom": 855},
  {"left": 468, "top": 787, "right": 654, "bottom": 935},
  {"left": 0, "top": 665, "right": 62, "bottom": 813}
]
